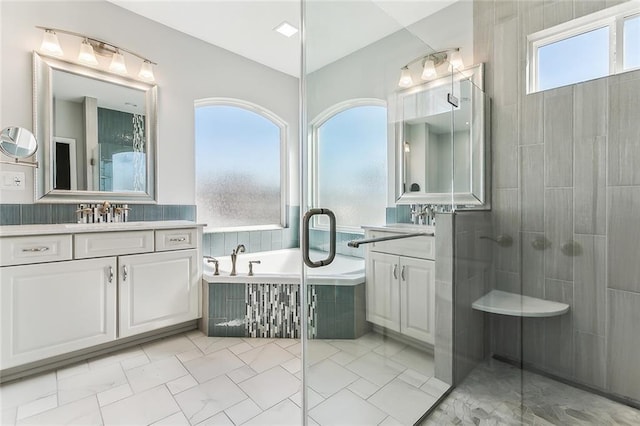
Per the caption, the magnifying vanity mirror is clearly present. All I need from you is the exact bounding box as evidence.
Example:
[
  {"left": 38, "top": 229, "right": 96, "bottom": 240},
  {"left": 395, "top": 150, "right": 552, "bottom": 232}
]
[
  {"left": 33, "top": 52, "right": 157, "bottom": 202},
  {"left": 394, "top": 64, "right": 489, "bottom": 208},
  {"left": 0, "top": 127, "right": 38, "bottom": 166}
]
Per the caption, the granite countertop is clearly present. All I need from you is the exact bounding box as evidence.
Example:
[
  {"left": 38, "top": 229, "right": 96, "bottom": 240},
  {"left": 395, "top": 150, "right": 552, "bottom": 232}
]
[{"left": 0, "top": 220, "right": 204, "bottom": 237}]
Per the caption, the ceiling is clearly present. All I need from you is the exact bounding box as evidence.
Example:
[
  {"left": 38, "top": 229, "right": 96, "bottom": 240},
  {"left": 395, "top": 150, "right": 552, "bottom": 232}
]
[{"left": 108, "top": 0, "right": 461, "bottom": 77}]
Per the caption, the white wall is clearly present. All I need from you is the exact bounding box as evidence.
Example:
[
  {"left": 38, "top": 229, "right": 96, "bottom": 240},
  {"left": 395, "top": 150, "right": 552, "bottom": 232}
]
[{"left": 0, "top": 0, "right": 299, "bottom": 205}]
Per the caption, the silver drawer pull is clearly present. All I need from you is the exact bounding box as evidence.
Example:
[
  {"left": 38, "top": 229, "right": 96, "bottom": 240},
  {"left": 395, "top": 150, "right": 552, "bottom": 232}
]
[
  {"left": 123, "top": 265, "right": 128, "bottom": 281},
  {"left": 401, "top": 265, "right": 406, "bottom": 281},
  {"left": 393, "top": 264, "right": 398, "bottom": 279},
  {"left": 108, "top": 266, "right": 114, "bottom": 283},
  {"left": 169, "top": 237, "right": 187, "bottom": 242},
  {"left": 22, "top": 246, "right": 50, "bottom": 252}
]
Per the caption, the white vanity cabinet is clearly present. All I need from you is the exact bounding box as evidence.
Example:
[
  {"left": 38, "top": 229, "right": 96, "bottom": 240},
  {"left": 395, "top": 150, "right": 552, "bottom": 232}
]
[
  {"left": 119, "top": 249, "right": 199, "bottom": 338},
  {"left": 0, "top": 257, "right": 117, "bottom": 369},
  {"left": 364, "top": 228, "right": 436, "bottom": 344},
  {"left": 0, "top": 221, "right": 202, "bottom": 373}
]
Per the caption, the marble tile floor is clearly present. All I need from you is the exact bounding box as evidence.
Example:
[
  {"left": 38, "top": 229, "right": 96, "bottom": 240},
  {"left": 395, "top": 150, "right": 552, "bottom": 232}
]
[
  {"left": 0, "top": 330, "right": 445, "bottom": 425},
  {"left": 423, "top": 358, "right": 640, "bottom": 426}
]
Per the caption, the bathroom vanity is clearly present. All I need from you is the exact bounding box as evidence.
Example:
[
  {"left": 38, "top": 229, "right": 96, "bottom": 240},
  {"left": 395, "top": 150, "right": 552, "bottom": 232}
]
[
  {"left": 0, "top": 221, "right": 202, "bottom": 377},
  {"left": 362, "top": 225, "right": 436, "bottom": 345}
]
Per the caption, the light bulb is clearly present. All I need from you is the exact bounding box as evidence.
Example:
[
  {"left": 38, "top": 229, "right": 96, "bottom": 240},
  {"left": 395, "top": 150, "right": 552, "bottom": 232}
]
[
  {"left": 78, "top": 39, "right": 98, "bottom": 66},
  {"left": 449, "top": 50, "right": 464, "bottom": 70},
  {"left": 138, "top": 60, "right": 155, "bottom": 82},
  {"left": 421, "top": 59, "right": 437, "bottom": 80},
  {"left": 40, "top": 30, "right": 63, "bottom": 57},
  {"left": 398, "top": 67, "right": 413, "bottom": 88},
  {"left": 109, "top": 50, "right": 128, "bottom": 75}
]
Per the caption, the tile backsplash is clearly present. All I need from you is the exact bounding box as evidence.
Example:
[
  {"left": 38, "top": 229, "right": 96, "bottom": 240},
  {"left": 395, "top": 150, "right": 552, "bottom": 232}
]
[{"left": 0, "top": 203, "right": 196, "bottom": 226}]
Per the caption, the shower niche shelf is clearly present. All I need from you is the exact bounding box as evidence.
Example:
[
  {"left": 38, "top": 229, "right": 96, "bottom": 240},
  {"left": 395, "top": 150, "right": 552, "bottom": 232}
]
[{"left": 472, "top": 290, "right": 570, "bottom": 317}]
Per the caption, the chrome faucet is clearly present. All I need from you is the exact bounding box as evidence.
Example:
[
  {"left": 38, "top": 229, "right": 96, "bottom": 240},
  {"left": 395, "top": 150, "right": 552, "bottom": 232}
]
[{"left": 230, "top": 244, "right": 245, "bottom": 276}]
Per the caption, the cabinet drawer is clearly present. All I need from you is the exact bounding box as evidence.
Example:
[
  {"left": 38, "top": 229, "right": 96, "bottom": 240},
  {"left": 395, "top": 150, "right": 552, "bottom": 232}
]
[
  {"left": 155, "top": 228, "right": 197, "bottom": 251},
  {"left": 75, "top": 230, "right": 154, "bottom": 259},
  {"left": 368, "top": 231, "right": 435, "bottom": 260},
  {"left": 0, "top": 235, "right": 72, "bottom": 266}
]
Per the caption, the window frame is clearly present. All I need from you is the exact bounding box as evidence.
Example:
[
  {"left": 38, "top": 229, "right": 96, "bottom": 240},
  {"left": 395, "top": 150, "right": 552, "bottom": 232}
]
[
  {"left": 309, "top": 98, "right": 388, "bottom": 234},
  {"left": 527, "top": 2, "right": 640, "bottom": 94},
  {"left": 194, "top": 98, "right": 289, "bottom": 232}
]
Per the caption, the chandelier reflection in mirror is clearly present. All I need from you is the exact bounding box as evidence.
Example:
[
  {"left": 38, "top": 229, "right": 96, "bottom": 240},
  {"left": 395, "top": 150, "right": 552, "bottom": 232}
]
[
  {"left": 37, "top": 27, "right": 156, "bottom": 82},
  {"left": 397, "top": 48, "right": 464, "bottom": 88}
]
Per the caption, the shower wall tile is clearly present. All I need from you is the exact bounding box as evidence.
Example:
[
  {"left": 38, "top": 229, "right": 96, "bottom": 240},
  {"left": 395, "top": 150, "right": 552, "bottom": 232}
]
[
  {"left": 608, "top": 73, "right": 640, "bottom": 186},
  {"left": 493, "top": 17, "right": 518, "bottom": 107},
  {"left": 519, "top": 93, "right": 544, "bottom": 146},
  {"left": 435, "top": 281, "right": 453, "bottom": 385},
  {"left": 574, "top": 136, "right": 607, "bottom": 235},
  {"left": 607, "top": 186, "right": 640, "bottom": 293},
  {"left": 574, "top": 331, "right": 606, "bottom": 389},
  {"left": 573, "top": 0, "right": 606, "bottom": 18},
  {"left": 494, "top": 189, "right": 519, "bottom": 273},
  {"left": 574, "top": 235, "right": 606, "bottom": 335},
  {"left": 543, "top": 279, "right": 574, "bottom": 376},
  {"left": 521, "top": 232, "right": 545, "bottom": 298},
  {"left": 522, "top": 317, "right": 545, "bottom": 366},
  {"left": 490, "top": 315, "right": 521, "bottom": 361},
  {"left": 574, "top": 78, "right": 608, "bottom": 140},
  {"left": 520, "top": 144, "right": 544, "bottom": 232},
  {"left": 544, "top": 188, "right": 573, "bottom": 281},
  {"left": 492, "top": 105, "right": 519, "bottom": 189},
  {"left": 495, "top": 270, "right": 519, "bottom": 294},
  {"left": 542, "top": 0, "right": 574, "bottom": 28},
  {"left": 544, "top": 87, "right": 574, "bottom": 188},
  {"left": 607, "top": 289, "right": 640, "bottom": 402}
]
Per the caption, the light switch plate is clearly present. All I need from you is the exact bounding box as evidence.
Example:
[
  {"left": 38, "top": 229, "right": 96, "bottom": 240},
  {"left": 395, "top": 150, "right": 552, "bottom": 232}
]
[{"left": 1, "top": 171, "right": 26, "bottom": 191}]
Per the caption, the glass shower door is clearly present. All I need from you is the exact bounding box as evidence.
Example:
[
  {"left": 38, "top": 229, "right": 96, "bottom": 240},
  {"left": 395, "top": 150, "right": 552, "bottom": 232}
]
[{"left": 300, "top": 1, "right": 462, "bottom": 424}]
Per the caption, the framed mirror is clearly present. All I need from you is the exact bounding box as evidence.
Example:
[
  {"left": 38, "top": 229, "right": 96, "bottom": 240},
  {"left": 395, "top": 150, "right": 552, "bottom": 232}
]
[
  {"left": 393, "top": 63, "right": 489, "bottom": 207},
  {"left": 33, "top": 52, "right": 157, "bottom": 202}
]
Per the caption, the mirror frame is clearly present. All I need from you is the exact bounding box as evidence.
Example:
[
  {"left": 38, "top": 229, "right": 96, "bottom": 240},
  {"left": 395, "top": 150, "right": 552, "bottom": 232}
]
[
  {"left": 393, "top": 63, "right": 489, "bottom": 208},
  {"left": 33, "top": 52, "right": 158, "bottom": 203}
]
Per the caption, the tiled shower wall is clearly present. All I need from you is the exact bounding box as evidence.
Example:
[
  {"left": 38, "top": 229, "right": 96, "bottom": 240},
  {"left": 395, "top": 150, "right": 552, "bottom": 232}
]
[
  {"left": 0, "top": 203, "right": 196, "bottom": 225},
  {"left": 476, "top": 0, "right": 640, "bottom": 403}
]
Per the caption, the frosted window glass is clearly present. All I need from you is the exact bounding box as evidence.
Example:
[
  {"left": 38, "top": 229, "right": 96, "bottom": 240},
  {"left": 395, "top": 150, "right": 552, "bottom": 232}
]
[
  {"left": 624, "top": 15, "right": 640, "bottom": 70},
  {"left": 538, "top": 26, "right": 609, "bottom": 91},
  {"left": 316, "top": 105, "right": 387, "bottom": 229},
  {"left": 195, "top": 105, "right": 282, "bottom": 229}
]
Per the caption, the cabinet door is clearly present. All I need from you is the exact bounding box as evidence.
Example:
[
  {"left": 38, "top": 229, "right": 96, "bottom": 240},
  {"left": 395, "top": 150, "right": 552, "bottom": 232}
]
[
  {"left": 400, "top": 257, "right": 435, "bottom": 343},
  {"left": 0, "top": 258, "right": 116, "bottom": 369},
  {"left": 366, "top": 252, "right": 401, "bottom": 332},
  {"left": 119, "top": 249, "right": 198, "bottom": 338}
]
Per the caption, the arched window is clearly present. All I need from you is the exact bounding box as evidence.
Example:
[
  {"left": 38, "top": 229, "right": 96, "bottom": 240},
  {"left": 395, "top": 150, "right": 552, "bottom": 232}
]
[
  {"left": 195, "top": 99, "right": 287, "bottom": 231},
  {"left": 311, "top": 100, "right": 387, "bottom": 231}
]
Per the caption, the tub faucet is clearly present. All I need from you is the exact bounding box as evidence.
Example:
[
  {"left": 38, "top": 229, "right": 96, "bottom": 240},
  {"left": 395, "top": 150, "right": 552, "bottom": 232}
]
[{"left": 230, "top": 244, "right": 245, "bottom": 276}]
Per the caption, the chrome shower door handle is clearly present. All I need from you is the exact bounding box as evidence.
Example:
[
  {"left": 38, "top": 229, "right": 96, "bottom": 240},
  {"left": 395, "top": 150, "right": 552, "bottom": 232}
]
[{"left": 302, "top": 208, "right": 336, "bottom": 268}]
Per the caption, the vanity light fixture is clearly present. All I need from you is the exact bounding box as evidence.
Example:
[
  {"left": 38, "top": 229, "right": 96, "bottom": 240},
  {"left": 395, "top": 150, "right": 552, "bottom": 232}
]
[
  {"left": 37, "top": 26, "right": 157, "bottom": 82},
  {"left": 109, "top": 49, "right": 128, "bottom": 75},
  {"left": 78, "top": 38, "right": 99, "bottom": 66},
  {"left": 398, "top": 66, "right": 413, "bottom": 88},
  {"left": 274, "top": 21, "right": 299, "bottom": 37},
  {"left": 398, "top": 48, "right": 464, "bottom": 88},
  {"left": 40, "top": 29, "right": 64, "bottom": 57}
]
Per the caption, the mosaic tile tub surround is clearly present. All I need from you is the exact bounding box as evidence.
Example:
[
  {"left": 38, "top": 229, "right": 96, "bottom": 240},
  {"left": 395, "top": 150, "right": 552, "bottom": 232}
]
[{"left": 208, "top": 282, "right": 367, "bottom": 339}]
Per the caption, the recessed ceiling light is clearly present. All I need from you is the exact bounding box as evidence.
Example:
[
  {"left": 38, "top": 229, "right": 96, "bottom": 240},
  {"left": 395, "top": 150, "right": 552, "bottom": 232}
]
[{"left": 274, "top": 21, "right": 298, "bottom": 38}]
